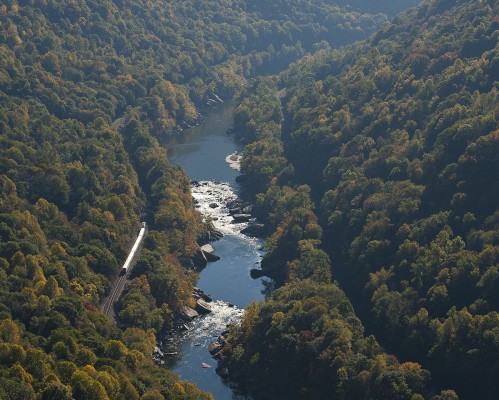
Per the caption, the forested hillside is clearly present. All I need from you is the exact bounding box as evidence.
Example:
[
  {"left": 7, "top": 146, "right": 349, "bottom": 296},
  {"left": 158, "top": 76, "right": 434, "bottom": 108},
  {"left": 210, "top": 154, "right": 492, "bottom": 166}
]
[
  {"left": 0, "top": 49, "right": 209, "bottom": 400},
  {"left": 229, "top": 0, "right": 498, "bottom": 398},
  {"left": 225, "top": 79, "right": 455, "bottom": 400},
  {"left": 0, "top": 0, "right": 409, "bottom": 135},
  {"left": 0, "top": 0, "right": 426, "bottom": 398}
]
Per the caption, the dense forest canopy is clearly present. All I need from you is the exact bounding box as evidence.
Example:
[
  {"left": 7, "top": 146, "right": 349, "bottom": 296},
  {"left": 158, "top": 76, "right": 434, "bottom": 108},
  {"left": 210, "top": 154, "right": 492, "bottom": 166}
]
[
  {"left": 228, "top": 0, "right": 499, "bottom": 398},
  {"left": 0, "top": 0, "right": 425, "bottom": 398},
  {"left": 0, "top": 0, "right": 414, "bottom": 136},
  {"left": 4, "top": 0, "right": 497, "bottom": 399}
]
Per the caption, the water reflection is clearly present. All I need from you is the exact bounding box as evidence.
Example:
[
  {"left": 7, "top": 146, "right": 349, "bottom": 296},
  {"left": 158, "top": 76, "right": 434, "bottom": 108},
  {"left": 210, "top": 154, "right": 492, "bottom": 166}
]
[{"left": 165, "top": 102, "right": 240, "bottom": 180}]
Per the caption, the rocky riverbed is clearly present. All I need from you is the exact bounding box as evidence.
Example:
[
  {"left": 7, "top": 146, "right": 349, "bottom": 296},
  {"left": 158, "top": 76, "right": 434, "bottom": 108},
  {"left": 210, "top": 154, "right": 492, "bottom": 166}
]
[{"left": 157, "top": 178, "right": 267, "bottom": 399}]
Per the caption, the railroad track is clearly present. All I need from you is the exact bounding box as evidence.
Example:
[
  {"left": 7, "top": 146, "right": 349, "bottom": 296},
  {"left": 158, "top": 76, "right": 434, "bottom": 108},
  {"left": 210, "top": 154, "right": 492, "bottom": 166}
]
[
  {"left": 101, "top": 223, "right": 147, "bottom": 319},
  {"left": 102, "top": 274, "right": 127, "bottom": 318}
]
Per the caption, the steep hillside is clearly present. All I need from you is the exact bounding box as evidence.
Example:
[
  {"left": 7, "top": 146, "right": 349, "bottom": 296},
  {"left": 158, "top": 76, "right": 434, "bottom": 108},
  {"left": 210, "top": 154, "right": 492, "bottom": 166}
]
[
  {"left": 0, "top": 76, "right": 209, "bottom": 399},
  {"left": 223, "top": 79, "right": 455, "bottom": 400},
  {"left": 0, "top": 0, "right": 423, "bottom": 398},
  {"left": 231, "top": 0, "right": 499, "bottom": 398}
]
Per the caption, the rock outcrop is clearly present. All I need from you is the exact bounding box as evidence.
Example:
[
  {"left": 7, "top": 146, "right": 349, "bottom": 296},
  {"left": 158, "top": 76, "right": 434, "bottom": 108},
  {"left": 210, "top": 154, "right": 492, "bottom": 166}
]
[
  {"left": 201, "top": 244, "right": 221, "bottom": 261},
  {"left": 182, "top": 307, "right": 200, "bottom": 320},
  {"left": 195, "top": 299, "right": 212, "bottom": 314}
]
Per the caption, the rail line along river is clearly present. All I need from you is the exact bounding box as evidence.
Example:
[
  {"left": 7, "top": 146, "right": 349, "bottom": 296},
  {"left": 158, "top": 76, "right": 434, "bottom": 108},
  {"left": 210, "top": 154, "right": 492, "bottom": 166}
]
[{"left": 160, "top": 101, "right": 269, "bottom": 399}]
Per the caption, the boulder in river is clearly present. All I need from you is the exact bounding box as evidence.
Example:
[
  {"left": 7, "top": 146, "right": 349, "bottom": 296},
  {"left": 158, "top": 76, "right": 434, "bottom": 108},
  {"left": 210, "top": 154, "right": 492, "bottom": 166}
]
[
  {"left": 195, "top": 299, "right": 212, "bottom": 314},
  {"left": 209, "top": 203, "right": 219, "bottom": 208},
  {"left": 241, "top": 223, "right": 266, "bottom": 237},
  {"left": 200, "top": 244, "right": 220, "bottom": 261},
  {"left": 193, "top": 287, "right": 213, "bottom": 302},
  {"left": 226, "top": 199, "right": 241, "bottom": 209},
  {"left": 205, "top": 252, "right": 220, "bottom": 261},
  {"left": 153, "top": 346, "right": 164, "bottom": 357},
  {"left": 209, "top": 229, "right": 224, "bottom": 240},
  {"left": 200, "top": 244, "right": 214, "bottom": 253},
  {"left": 182, "top": 307, "right": 199, "bottom": 320},
  {"left": 208, "top": 342, "right": 223, "bottom": 355},
  {"left": 200, "top": 229, "right": 224, "bottom": 243},
  {"left": 242, "top": 205, "right": 254, "bottom": 213},
  {"left": 232, "top": 214, "right": 251, "bottom": 222}
]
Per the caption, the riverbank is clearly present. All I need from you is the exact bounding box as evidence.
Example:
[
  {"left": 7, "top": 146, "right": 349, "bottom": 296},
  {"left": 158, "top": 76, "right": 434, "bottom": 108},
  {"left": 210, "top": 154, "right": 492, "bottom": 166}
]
[{"left": 158, "top": 101, "right": 269, "bottom": 399}]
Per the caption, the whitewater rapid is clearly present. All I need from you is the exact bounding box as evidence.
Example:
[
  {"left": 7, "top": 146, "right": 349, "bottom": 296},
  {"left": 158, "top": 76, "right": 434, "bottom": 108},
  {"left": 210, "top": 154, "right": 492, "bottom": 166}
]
[{"left": 191, "top": 180, "right": 256, "bottom": 239}]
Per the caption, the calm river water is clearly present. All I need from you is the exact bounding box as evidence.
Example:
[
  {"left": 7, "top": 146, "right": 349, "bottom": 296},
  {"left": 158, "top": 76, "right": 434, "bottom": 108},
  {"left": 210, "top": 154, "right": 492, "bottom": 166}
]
[{"left": 161, "top": 101, "right": 268, "bottom": 399}]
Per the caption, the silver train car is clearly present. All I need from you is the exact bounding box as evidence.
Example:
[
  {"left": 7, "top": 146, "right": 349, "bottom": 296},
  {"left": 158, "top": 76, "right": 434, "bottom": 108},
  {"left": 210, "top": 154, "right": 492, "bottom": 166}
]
[{"left": 120, "top": 223, "right": 146, "bottom": 275}]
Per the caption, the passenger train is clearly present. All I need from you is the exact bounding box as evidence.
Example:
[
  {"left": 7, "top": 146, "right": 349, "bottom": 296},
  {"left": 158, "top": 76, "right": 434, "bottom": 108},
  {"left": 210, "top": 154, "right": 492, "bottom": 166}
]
[{"left": 120, "top": 222, "right": 146, "bottom": 275}]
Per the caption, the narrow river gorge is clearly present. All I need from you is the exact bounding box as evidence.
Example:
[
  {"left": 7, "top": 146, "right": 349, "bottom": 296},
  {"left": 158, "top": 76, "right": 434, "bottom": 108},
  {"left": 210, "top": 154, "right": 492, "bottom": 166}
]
[{"left": 159, "top": 101, "right": 269, "bottom": 399}]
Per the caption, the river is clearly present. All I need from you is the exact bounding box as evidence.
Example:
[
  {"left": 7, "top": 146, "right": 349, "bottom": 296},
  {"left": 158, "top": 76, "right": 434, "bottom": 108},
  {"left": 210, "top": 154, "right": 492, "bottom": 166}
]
[{"left": 160, "top": 101, "right": 268, "bottom": 399}]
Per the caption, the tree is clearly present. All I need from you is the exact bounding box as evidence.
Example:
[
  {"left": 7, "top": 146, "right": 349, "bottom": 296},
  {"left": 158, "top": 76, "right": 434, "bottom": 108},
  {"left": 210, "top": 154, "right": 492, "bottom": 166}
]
[
  {"left": 104, "top": 340, "right": 128, "bottom": 360},
  {"left": 41, "top": 381, "right": 72, "bottom": 400},
  {"left": 71, "top": 370, "right": 110, "bottom": 400}
]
